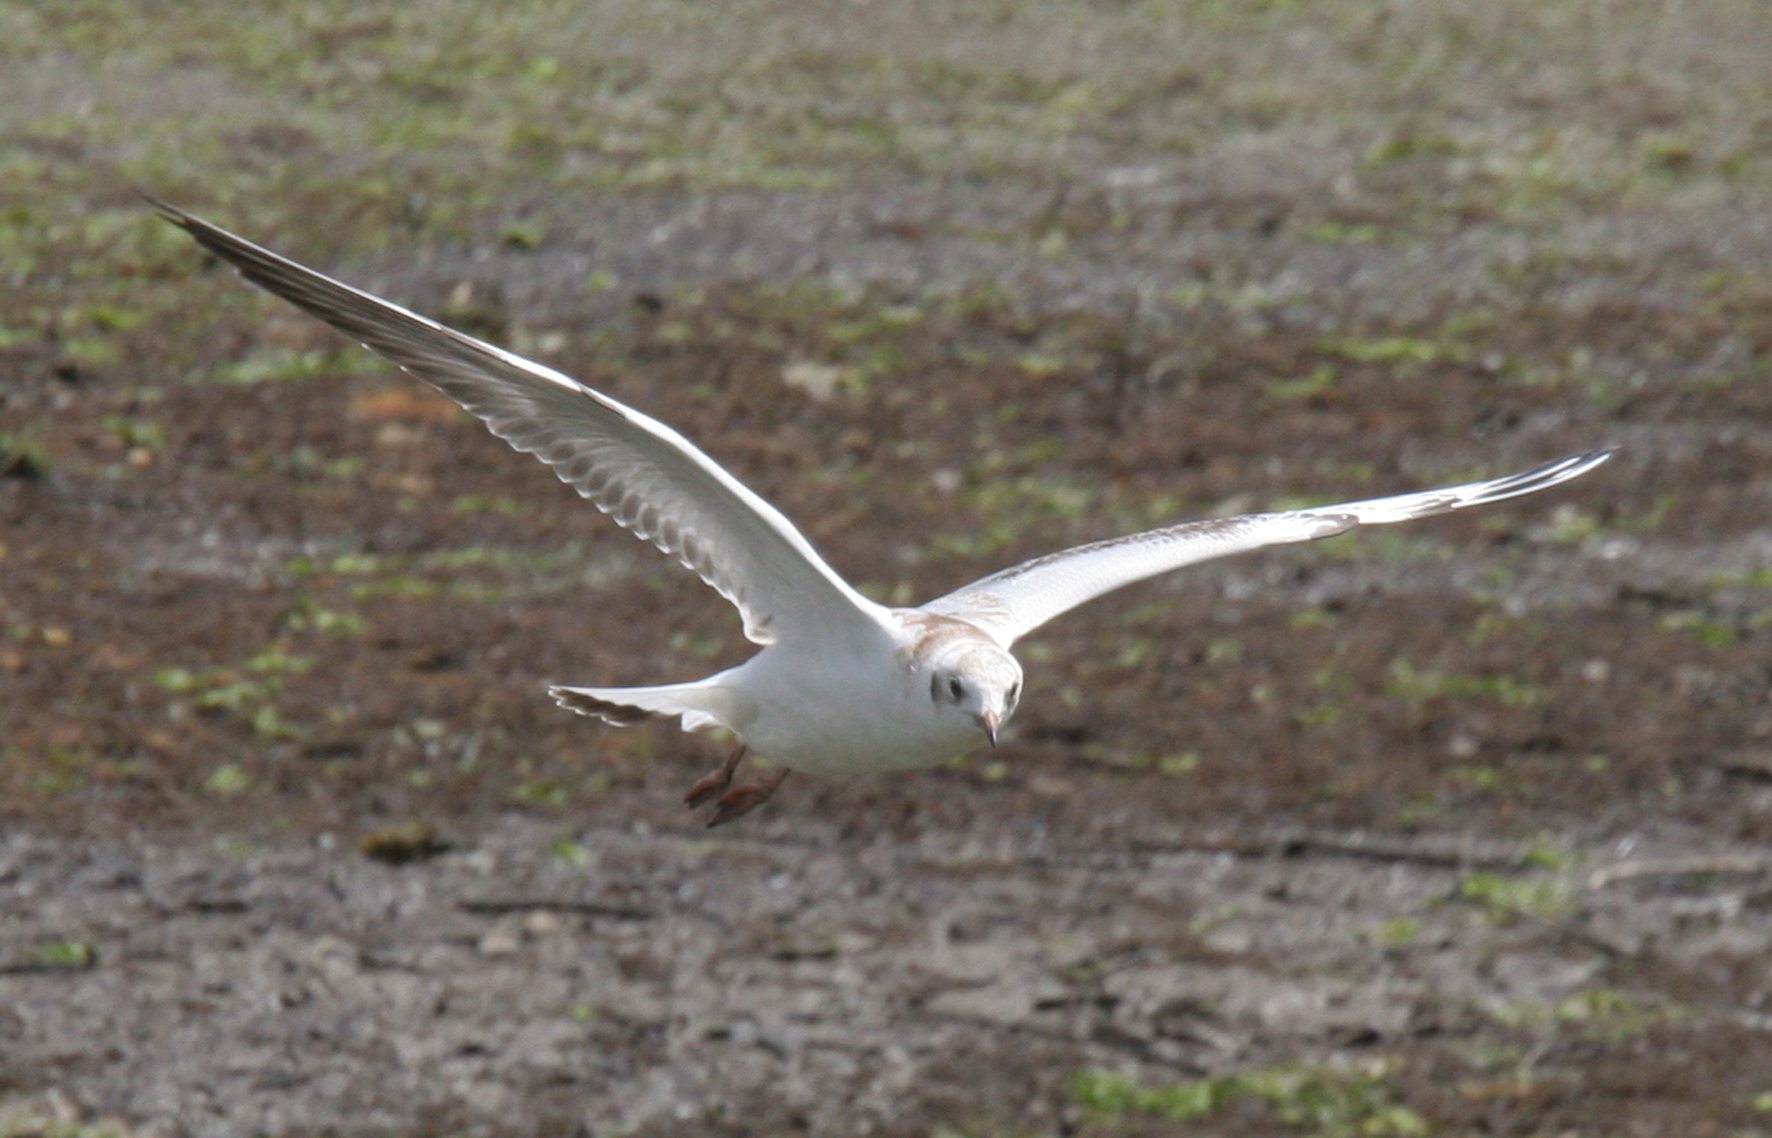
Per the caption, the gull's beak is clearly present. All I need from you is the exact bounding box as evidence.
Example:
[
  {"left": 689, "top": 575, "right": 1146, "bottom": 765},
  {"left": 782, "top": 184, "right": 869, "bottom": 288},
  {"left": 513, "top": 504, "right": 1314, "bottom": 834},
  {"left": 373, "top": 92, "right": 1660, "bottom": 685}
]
[{"left": 977, "top": 710, "right": 1001, "bottom": 747}]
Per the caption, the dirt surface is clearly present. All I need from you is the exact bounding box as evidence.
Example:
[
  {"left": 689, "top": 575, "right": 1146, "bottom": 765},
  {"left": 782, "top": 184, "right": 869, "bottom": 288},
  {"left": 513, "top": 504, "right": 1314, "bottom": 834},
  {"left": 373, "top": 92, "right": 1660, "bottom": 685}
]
[
  {"left": 3, "top": 812, "right": 1771, "bottom": 1138},
  {"left": 8, "top": 1, "right": 1772, "bottom": 1134}
]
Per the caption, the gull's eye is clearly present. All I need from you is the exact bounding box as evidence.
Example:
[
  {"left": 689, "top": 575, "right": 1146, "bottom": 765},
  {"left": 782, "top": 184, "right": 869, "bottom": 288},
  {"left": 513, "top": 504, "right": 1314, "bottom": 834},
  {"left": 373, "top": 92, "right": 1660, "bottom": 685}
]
[
  {"left": 948, "top": 676, "right": 965, "bottom": 700},
  {"left": 1007, "top": 682, "right": 1020, "bottom": 706}
]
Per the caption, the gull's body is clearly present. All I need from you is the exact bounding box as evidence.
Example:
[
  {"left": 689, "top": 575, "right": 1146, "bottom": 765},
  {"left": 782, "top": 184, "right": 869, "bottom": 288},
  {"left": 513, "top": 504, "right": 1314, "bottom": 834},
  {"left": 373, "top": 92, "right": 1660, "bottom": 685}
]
[
  {"left": 159, "top": 203, "right": 1612, "bottom": 823},
  {"left": 665, "top": 612, "right": 995, "bottom": 777}
]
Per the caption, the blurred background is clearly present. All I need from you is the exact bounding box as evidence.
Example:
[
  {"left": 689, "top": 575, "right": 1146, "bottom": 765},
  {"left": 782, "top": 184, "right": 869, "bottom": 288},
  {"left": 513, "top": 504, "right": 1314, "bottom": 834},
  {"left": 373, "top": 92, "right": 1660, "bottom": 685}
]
[{"left": 3, "top": 1, "right": 1772, "bottom": 1134}]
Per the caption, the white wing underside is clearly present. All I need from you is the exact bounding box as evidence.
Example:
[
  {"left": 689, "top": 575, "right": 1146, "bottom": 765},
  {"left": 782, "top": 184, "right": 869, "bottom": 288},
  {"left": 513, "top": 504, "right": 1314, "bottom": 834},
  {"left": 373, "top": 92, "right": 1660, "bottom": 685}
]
[
  {"left": 924, "top": 450, "right": 1613, "bottom": 647},
  {"left": 158, "top": 204, "right": 887, "bottom": 649}
]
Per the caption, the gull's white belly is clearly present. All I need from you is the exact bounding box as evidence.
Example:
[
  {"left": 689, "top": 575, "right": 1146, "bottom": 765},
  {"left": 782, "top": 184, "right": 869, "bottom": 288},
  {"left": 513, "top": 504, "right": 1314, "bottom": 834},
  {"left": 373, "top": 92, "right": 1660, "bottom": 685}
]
[{"left": 724, "top": 643, "right": 982, "bottom": 776}]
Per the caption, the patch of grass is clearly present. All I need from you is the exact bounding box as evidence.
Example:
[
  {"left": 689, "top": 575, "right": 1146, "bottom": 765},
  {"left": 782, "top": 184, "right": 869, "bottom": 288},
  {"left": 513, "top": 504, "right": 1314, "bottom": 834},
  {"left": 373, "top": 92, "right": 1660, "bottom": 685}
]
[
  {"left": 1205, "top": 637, "right": 1243, "bottom": 665},
  {"left": 509, "top": 777, "right": 570, "bottom": 806},
  {"left": 1537, "top": 502, "right": 1604, "bottom": 543},
  {"left": 40, "top": 938, "right": 98, "bottom": 968},
  {"left": 99, "top": 415, "right": 165, "bottom": 450},
  {"left": 1303, "top": 219, "right": 1381, "bottom": 244},
  {"left": 1447, "top": 763, "right": 1507, "bottom": 792},
  {"left": 451, "top": 492, "right": 525, "bottom": 515},
  {"left": 1289, "top": 606, "right": 1338, "bottom": 629},
  {"left": 204, "top": 763, "right": 251, "bottom": 796},
  {"left": 155, "top": 642, "right": 312, "bottom": 739},
  {"left": 1319, "top": 334, "right": 1454, "bottom": 369},
  {"left": 1521, "top": 840, "right": 1569, "bottom": 871},
  {"left": 1363, "top": 129, "right": 1462, "bottom": 168},
  {"left": 1075, "top": 744, "right": 1201, "bottom": 775},
  {"left": 549, "top": 838, "right": 591, "bottom": 866},
  {"left": 27, "top": 745, "right": 100, "bottom": 794},
  {"left": 1658, "top": 609, "right": 1737, "bottom": 649},
  {"left": 324, "top": 552, "right": 383, "bottom": 575},
  {"left": 1455, "top": 869, "right": 1576, "bottom": 920},
  {"left": 1489, "top": 986, "right": 1679, "bottom": 1042},
  {"left": 1706, "top": 567, "right": 1772, "bottom": 590},
  {"left": 1295, "top": 701, "right": 1345, "bottom": 728},
  {"left": 0, "top": 429, "right": 48, "bottom": 480},
  {"left": 1074, "top": 1059, "right": 1428, "bottom": 1136},
  {"left": 242, "top": 642, "right": 312, "bottom": 674},
  {"left": 213, "top": 836, "right": 269, "bottom": 861},
  {"left": 930, "top": 469, "right": 1097, "bottom": 559},
  {"left": 347, "top": 576, "right": 442, "bottom": 600},
  {"left": 1266, "top": 363, "right": 1339, "bottom": 400},
  {"left": 274, "top": 445, "right": 365, "bottom": 482},
  {"left": 1166, "top": 272, "right": 1310, "bottom": 315},
  {"left": 282, "top": 599, "right": 367, "bottom": 635},
  {"left": 214, "top": 345, "right": 386, "bottom": 385},
  {"left": 1282, "top": 519, "right": 1454, "bottom": 569},
  {"left": 287, "top": 542, "right": 630, "bottom": 607},
  {"left": 1362, "top": 917, "right": 1421, "bottom": 948},
  {"left": 1383, "top": 659, "right": 1545, "bottom": 708}
]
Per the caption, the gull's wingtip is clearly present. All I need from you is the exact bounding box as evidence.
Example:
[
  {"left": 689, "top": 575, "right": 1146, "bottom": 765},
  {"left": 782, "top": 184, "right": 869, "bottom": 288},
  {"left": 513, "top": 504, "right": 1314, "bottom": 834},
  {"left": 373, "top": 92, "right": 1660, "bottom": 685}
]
[
  {"left": 137, "top": 192, "right": 191, "bottom": 227},
  {"left": 142, "top": 197, "right": 238, "bottom": 256},
  {"left": 1552, "top": 446, "right": 1617, "bottom": 484},
  {"left": 1483, "top": 446, "right": 1616, "bottom": 504},
  {"left": 141, "top": 198, "right": 246, "bottom": 250}
]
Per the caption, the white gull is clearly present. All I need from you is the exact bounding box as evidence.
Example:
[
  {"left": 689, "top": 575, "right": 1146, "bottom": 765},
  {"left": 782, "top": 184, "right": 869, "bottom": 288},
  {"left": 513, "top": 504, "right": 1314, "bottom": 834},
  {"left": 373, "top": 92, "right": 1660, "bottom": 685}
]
[{"left": 158, "top": 204, "right": 1612, "bottom": 825}]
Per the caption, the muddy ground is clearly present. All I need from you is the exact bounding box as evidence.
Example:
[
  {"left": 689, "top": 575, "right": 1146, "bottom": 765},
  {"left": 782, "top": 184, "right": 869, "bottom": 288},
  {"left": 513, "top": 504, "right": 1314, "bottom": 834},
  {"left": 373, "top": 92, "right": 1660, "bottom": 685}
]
[{"left": 8, "top": 2, "right": 1772, "bottom": 1135}]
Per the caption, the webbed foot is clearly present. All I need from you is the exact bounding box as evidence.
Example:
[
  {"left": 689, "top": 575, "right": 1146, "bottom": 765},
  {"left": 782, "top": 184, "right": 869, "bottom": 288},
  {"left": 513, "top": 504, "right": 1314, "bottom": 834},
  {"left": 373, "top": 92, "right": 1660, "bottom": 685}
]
[
  {"left": 706, "top": 768, "right": 789, "bottom": 827},
  {"left": 684, "top": 745, "right": 747, "bottom": 808}
]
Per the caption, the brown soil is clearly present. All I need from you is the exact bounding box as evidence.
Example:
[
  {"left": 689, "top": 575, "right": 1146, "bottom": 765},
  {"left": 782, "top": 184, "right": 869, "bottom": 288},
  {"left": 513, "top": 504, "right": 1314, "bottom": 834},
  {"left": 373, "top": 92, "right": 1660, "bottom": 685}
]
[{"left": 6, "top": 89, "right": 1772, "bottom": 1138}]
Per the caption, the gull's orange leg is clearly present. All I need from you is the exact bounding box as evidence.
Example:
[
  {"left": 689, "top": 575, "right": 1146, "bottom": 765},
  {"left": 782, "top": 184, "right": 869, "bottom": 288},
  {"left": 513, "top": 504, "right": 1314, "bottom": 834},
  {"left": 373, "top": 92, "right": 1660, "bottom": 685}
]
[
  {"left": 684, "top": 745, "right": 747, "bottom": 808},
  {"left": 706, "top": 768, "right": 789, "bottom": 828}
]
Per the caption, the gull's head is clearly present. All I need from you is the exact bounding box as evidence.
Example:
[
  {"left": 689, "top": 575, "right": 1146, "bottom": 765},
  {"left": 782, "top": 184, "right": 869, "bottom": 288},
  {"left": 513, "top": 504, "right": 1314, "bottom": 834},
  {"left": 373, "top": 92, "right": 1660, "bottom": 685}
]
[{"left": 926, "top": 640, "right": 1023, "bottom": 747}]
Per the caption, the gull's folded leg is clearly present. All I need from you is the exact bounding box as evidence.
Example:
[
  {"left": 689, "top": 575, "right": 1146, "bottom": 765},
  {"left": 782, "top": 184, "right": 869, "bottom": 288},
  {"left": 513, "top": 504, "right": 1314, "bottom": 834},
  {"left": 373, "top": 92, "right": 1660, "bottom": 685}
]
[
  {"left": 707, "top": 768, "right": 789, "bottom": 828},
  {"left": 684, "top": 744, "right": 747, "bottom": 808}
]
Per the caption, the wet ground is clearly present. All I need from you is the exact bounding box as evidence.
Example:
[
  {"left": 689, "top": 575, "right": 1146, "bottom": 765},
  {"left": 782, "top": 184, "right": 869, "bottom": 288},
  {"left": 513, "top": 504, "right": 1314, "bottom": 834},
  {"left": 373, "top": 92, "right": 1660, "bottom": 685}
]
[{"left": 7, "top": 1, "right": 1772, "bottom": 1134}]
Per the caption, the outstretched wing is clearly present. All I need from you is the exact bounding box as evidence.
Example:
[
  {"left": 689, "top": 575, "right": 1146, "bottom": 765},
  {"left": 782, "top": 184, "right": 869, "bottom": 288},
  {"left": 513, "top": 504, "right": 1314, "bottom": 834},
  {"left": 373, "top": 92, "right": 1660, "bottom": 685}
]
[
  {"left": 923, "top": 450, "right": 1613, "bottom": 647},
  {"left": 158, "top": 202, "right": 887, "bottom": 647}
]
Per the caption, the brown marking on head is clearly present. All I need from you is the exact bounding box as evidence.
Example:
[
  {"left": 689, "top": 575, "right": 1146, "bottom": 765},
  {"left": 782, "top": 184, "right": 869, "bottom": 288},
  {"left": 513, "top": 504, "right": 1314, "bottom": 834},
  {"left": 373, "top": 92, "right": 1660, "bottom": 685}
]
[{"left": 892, "top": 609, "right": 1002, "bottom": 667}]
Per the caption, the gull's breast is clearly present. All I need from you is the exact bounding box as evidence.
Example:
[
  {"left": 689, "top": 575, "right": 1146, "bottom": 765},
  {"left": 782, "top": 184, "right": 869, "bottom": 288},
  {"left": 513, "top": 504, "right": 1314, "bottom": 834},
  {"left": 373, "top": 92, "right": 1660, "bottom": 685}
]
[{"left": 730, "top": 635, "right": 984, "bottom": 776}]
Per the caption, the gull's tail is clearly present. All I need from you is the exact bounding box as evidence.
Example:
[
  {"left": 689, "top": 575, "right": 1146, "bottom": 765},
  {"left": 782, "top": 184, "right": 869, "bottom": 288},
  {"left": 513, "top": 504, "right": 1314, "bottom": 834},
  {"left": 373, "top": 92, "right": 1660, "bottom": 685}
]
[{"left": 550, "top": 678, "right": 738, "bottom": 734}]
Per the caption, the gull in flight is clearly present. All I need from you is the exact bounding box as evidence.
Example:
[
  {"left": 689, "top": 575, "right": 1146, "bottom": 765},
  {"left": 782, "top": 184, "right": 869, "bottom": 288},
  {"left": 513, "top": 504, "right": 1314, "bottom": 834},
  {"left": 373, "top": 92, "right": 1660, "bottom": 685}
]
[{"left": 158, "top": 203, "right": 1612, "bottom": 825}]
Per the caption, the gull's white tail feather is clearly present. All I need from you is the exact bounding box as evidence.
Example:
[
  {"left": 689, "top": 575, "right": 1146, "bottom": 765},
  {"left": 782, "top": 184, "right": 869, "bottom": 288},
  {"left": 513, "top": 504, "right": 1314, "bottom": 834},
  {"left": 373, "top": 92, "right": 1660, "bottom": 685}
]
[{"left": 550, "top": 679, "right": 737, "bottom": 734}]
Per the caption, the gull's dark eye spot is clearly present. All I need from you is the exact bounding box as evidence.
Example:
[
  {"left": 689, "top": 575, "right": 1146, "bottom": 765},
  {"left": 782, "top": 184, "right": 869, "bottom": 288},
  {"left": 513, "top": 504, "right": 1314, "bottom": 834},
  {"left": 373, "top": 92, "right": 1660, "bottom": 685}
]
[
  {"left": 948, "top": 676, "right": 964, "bottom": 700},
  {"left": 1008, "top": 682, "right": 1020, "bottom": 705}
]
